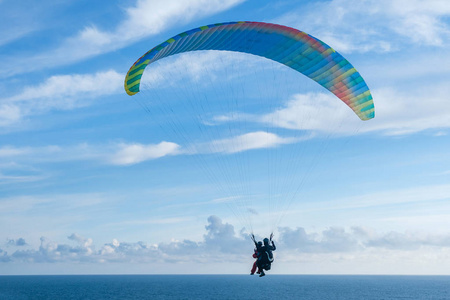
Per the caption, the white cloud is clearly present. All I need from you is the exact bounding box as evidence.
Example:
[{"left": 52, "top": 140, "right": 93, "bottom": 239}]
[
  {"left": 1, "top": 0, "right": 245, "bottom": 77},
  {"left": 9, "top": 70, "right": 123, "bottom": 103},
  {"left": 2, "top": 216, "right": 248, "bottom": 264},
  {"left": 258, "top": 92, "right": 353, "bottom": 132},
  {"left": 0, "top": 130, "right": 302, "bottom": 170},
  {"left": 278, "top": 225, "right": 450, "bottom": 256},
  {"left": 0, "top": 173, "right": 45, "bottom": 184},
  {"left": 3, "top": 216, "right": 450, "bottom": 270},
  {"left": 360, "top": 84, "right": 450, "bottom": 135},
  {"left": 390, "top": 0, "right": 450, "bottom": 46},
  {"left": 0, "top": 70, "right": 123, "bottom": 128},
  {"left": 275, "top": 0, "right": 450, "bottom": 53},
  {"left": 0, "top": 144, "right": 99, "bottom": 166},
  {"left": 110, "top": 141, "right": 181, "bottom": 165},
  {"left": 0, "top": 143, "right": 160, "bottom": 170},
  {"left": 0, "top": 104, "right": 22, "bottom": 127},
  {"left": 208, "top": 131, "right": 299, "bottom": 154},
  {"left": 278, "top": 226, "right": 361, "bottom": 253},
  {"left": 67, "top": 233, "right": 93, "bottom": 250},
  {"left": 121, "top": 0, "right": 244, "bottom": 40},
  {"left": 1, "top": 51, "right": 261, "bottom": 130},
  {"left": 0, "top": 146, "right": 31, "bottom": 157},
  {"left": 221, "top": 82, "right": 450, "bottom": 136}
]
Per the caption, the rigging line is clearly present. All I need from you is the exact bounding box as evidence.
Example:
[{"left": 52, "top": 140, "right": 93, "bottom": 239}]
[
  {"left": 266, "top": 60, "right": 283, "bottom": 233},
  {"left": 196, "top": 53, "right": 254, "bottom": 230},
  {"left": 244, "top": 37, "right": 267, "bottom": 233},
  {"left": 169, "top": 72, "right": 249, "bottom": 228},
  {"left": 139, "top": 76, "right": 232, "bottom": 211},
  {"left": 274, "top": 109, "right": 356, "bottom": 228},
  {"left": 263, "top": 68, "right": 302, "bottom": 230},
  {"left": 230, "top": 54, "right": 255, "bottom": 230},
  {"left": 274, "top": 84, "right": 329, "bottom": 221},
  {"left": 204, "top": 54, "right": 252, "bottom": 228},
  {"left": 177, "top": 64, "right": 246, "bottom": 211},
  {"left": 271, "top": 63, "right": 297, "bottom": 231},
  {"left": 270, "top": 62, "right": 292, "bottom": 233},
  {"left": 227, "top": 53, "right": 260, "bottom": 231},
  {"left": 248, "top": 57, "right": 271, "bottom": 234},
  {"left": 221, "top": 54, "right": 244, "bottom": 217},
  {"left": 275, "top": 116, "right": 338, "bottom": 227},
  {"left": 135, "top": 57, "right": 252, "bottom": 231},
  {"left": 178, "top": 62, "right": 236, "bottom": 197}
]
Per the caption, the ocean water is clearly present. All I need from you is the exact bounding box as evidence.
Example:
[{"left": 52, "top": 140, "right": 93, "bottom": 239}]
[{"left": 0, "top": 275, "right": 449, "bottom": 300}]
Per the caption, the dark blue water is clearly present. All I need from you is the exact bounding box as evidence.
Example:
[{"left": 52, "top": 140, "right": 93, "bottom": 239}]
[{"left": 0, "top": 275, "right": 449, "bottom": 299}]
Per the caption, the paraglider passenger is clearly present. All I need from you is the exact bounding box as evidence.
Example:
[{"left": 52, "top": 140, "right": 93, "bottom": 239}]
[{"left": 250, "top": 241, "right": 263, "bottom": 275}]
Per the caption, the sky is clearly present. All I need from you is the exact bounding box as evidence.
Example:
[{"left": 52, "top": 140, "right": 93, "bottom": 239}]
[{"left": 1, "top": 0, "right": 450, "bottom": 275}]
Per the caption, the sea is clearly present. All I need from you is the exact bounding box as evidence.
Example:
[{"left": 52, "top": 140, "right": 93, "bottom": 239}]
[{"left": 0, "top": 275, "right": 449, "bottom": 299}]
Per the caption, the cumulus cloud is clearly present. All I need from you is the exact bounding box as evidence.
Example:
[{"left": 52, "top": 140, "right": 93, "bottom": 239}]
[
  {"left": 279, "top": 226, "right": 362, "bottom": 253},
  {"left": 203, "top": 215, "right": 247, "bottom": 254},
  {"left": 279, "top": 225, "right": 450, "bottom": 254},
  {"left": 6, "top": 238, "right": 27, "bottom": 246},
  {"left": 67, "top": 233, "right": 93, "bottom": 249},
  {"left": 10, "top": 236, "right": 96, "bottom": 263},
  {"left": 0, "top": 248, "right": 11, "bottom": 262},
  {"left": 275, "top": 0, "right": 450, "bottom": 53},
  {"left": 3, "top": 216, "right": 450, "bottom": 265},
  {"left": 2, "top": 216, "right": 247, "bottom": 264}
]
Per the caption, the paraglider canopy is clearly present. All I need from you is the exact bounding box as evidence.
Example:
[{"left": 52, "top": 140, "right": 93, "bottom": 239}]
[{"left": 125, "top": 21, "right": 374, "bottom": 120}]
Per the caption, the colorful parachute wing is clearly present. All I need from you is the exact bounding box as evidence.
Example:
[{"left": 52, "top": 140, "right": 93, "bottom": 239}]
[{"left": 125, "top": 21, "right": 374, "bottom": 120}]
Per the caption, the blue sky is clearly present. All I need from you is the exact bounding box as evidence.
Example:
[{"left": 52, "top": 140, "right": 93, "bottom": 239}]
[{"left": 1, "top": 0, "right": 450, "bottom": 275}]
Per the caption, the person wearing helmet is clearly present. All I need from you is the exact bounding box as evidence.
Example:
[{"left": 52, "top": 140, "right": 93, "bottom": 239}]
[
  {"left": 250, "top": 241, "right": 263, "bottom": 275},
  {"left": 256, "top": 237, "right": 276, "bottom": 277}
]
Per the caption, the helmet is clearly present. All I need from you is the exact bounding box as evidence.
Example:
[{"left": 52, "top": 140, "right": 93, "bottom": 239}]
[
  {"left": 257, "top": 241, "right": 263, "bottom": 246},
  {"left": 263, "top": 238, "right": 269, "bottom": 244}
]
